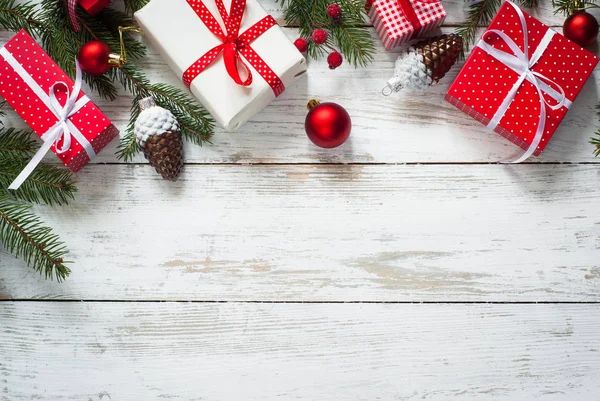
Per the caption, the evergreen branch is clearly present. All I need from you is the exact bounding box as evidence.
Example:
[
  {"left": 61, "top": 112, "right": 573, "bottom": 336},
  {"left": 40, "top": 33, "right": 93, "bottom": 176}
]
[
  {"left": 0, "top": 127, "right": 37, "bottom": 157},
  {"left": 0, "top": 195, "right": 71, "bottom": 281},
  {"left": 552, "top": 0, "right": 599, "bottom": 15},
  {"left": 0, "top": 0, "right": 42, "bottom": 35},
  {"left": 456, "top": 0, "right": 541, "bottom": 51},
  {"left": 279, "top": 0, "right": 374, "bottom": 68},
  {"left": 455, "top": 0, "right": 501, "bottom": 52},
  {"left": 122, "top": 0, "right": 151, "bottom": 14},
  {"left": 591, "top": 130, "right": 600, "bottom": 157},
  {"left": 0, "top": 155, "right": 77, "bottom": 206},
  {"left": 115, "top": 66, "right": 213, "bottom": 161}
]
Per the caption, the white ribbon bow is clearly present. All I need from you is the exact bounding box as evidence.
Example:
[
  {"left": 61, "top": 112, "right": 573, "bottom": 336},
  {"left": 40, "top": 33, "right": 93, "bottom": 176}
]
[
  {"left": 0, "top": 46, "right": 96, "bottom": 190},
  {"left": 476, "top": 1, "right": 572, "bottom": 163}
]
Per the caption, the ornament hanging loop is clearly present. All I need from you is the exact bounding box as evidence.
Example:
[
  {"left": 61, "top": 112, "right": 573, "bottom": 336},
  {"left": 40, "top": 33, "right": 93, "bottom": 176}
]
[{"left": 110, "top": 26, "right": 144, "bottom": 68}]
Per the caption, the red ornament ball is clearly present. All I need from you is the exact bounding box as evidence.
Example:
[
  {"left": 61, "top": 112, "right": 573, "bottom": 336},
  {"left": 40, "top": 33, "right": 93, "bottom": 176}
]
[
  {"left": 327, "top": 3, "right": 342, "bottom": 20},
  {"left": 78, "top": 40, "right": 112, "bottom": 76},
  {"left": 305, "top": 100, "right": 351, "bottom": 148},
  {"left": 311, "top": 29, "right": 329, "bottom": 45},
  {"left": 563, "top": 11, "right": 599, "bottom": 47},
  {"left": 294, "top": 38, "right": 309, "bottom": 53},
  {"left": 327, "top": 51, "right": 343, "bottom": 69}
]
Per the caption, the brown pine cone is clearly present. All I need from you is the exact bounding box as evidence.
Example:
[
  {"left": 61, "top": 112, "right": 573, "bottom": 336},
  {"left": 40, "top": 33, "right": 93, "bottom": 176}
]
[
  {"left": 142, "top": 131, "right": 184, "bottom": 182},
  {"left": 415, "top": 34, "right": 463, "bottom": 82}
]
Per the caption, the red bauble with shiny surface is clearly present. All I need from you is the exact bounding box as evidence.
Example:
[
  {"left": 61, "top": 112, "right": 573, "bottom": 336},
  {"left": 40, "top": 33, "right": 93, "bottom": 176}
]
[
  {"left": 305, "top": 100, "right": 351, "bottom": 148},
  {"left": 563, "top": 11, "right": 599, "bottom": 47},
  {"left": 78, "top": 41, "right": 112, "bottom": 76}
]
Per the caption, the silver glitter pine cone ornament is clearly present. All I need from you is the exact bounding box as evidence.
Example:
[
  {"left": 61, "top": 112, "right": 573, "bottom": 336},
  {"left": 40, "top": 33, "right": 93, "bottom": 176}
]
[
  {"left": 134, "top": 97, "right": 184, "bottom": 181},
  {"left": 383, "top": 34, "right": 463, "bottom": 95}
]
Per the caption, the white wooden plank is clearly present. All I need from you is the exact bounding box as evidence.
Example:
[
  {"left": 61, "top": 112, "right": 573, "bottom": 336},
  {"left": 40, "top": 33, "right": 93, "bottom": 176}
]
[
  {"left": 1, "top": 164, "right": 599, "bottom": 301},
  {"left": 2, "top": 25, "right": 599, "bottom": 165},
  {"left": 2, "top": 302, "right": 600, "bottom": 400}
]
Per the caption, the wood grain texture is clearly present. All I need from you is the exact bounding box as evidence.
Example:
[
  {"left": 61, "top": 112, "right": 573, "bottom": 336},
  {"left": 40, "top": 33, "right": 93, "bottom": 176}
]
[
  {"left": 2, "top": 302, "right": 600, "bottom": 401},
  {"left": 1, "top": 164, "right": 599, "bottom": 301}
]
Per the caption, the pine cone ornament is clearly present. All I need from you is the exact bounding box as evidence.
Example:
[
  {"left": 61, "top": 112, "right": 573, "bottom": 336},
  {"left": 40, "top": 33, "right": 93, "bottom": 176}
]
[
  {"left": 134, "top": 97, "right": 184, "bottom": 181},
  {"left": 383, "top": 34, "right": 463, "bottom": 95}
]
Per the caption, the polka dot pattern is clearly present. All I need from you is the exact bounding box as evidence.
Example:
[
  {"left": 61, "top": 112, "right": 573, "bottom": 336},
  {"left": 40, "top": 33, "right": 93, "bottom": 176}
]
[
  {"left": 369, "top": 0, "right": 446, "bottom": 50},
  {"left": 0, "top": 30, "right": 118, "bottom": 172},
  {"left": 183, "top": 0, "right": 284, "bottom": 96},
  {"left": 445, "top": 2, "right": 599, "bottom": 156}
]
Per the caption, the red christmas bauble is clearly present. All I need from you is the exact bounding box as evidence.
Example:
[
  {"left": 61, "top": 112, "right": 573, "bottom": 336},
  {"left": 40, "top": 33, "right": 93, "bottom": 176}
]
[
  {"left": 327, "top": 51, "right": 343, "bottom": 69},
  {"left": 311, "top": 29, "right": 328, "bottom": 45},
  {"left": 305, "top": 100, "right": 351, "bottom": 148},
  {"left": 327, "top": 4, "right": 342, "bottom": 20},
  {"left": 294, "top": 38, "right": 309, "bottom": 53},
  {"left": 563, "top": 11, "right": 599, "bottom": 47},
  {"left": 77, "top": 41, "right": 112, "bottom": 76}
]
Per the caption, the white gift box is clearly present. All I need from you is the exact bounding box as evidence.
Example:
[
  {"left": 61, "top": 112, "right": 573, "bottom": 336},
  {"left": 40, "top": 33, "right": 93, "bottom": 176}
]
[{"left": 135, "top": 0, "right": 307, "bottom": 131}]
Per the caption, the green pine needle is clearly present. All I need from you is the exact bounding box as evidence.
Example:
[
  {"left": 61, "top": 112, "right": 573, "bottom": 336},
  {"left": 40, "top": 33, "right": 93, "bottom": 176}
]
[
  {"left": 456, "top": 0, "right": 542, "bottom": 52},
  {"left": 122, "top": 0, "right": 151, "bottom": 14},
  {"left": 115, "top": 66, "right": 213, "bottom": 161},
  {"left": 0, "top": 0, "right": 42, "bottom": 35},
  {"left": 0, "top": 127, "right": 37, "bottom": 158},
  {"left": 552, "top": 0, "right": 599, "bottom": 15},
  {"left": 0, "top": 155, "right": 77, "bottom": 206},
  {"left": 279, "top": 0, "right": 374, "bottom": 68},
  {"left": 0, "top": 195, "right": 71, "bottom": 281}
]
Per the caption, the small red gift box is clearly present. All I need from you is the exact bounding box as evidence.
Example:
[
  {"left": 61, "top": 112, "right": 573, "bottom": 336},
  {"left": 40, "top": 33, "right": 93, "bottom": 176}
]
[
  {"left": 445, "top": 2, "right": 599, "bottom": 161},
  {"left": 0, "top": 30, "right": 118, "bottom": 182},
  {"left": 368, "top": 0, "right": 446, "bottom": 50},
  {"left": 79, "top": 0, "right": 111, "bottom": 15}
]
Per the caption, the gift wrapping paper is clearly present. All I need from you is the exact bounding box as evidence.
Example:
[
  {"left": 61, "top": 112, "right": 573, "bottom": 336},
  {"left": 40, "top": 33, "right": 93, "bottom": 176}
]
[
  {"left": 445, "top": 2, "right": 599, "bottom": 157},
  {"left": 368, "top": 0, "right": 446, "bottom": 50},
  {"left": 135, "top": 0, "right": 307, "bottom": 131},
  {"left": 0, "top": 30, "right": 118, "bottom": 172}
]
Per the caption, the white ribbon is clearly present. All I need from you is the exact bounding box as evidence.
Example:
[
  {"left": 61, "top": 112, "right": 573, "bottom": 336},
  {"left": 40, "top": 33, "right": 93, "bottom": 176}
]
[
  {"left": 476, "top": 1, "right": 571, "bottom": 163},
  {"left": 0, "top": 48, "right": 96, "bottom": 190}
]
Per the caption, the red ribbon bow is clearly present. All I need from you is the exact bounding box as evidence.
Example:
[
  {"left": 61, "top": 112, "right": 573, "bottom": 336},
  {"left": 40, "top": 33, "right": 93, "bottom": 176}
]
[
  {"left": 396, "top": 0, "right": 440, "bottom": 35},
  {"left": 183, "top": 0, "right": 285, "bottom": 96}
]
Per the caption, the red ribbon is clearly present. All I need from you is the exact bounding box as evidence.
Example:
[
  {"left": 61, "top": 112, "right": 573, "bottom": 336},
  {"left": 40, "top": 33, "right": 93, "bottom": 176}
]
[
  {"left": 396, "top": 0, "right": 440, "bottom": 35},
  {"left": 183, "top": 0, "right": 285, "bottom": 96}
]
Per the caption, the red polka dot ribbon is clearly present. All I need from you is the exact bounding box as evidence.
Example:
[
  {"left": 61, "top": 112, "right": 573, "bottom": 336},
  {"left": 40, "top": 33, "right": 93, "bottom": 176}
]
[
  {"left": 183, "top": 0, "right": 285, "bottom": 96},
  {"left": 396, "top": 0, "right": 440, "bottom": 36}
]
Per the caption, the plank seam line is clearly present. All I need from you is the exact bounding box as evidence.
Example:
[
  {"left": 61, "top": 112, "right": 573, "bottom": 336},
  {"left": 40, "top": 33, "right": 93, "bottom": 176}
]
[
  {"left": 79, "top": 161, "right": 600, "bottom": 166},
  {"left": 1, "top": 300, "right": 599, "bottom": 304}
]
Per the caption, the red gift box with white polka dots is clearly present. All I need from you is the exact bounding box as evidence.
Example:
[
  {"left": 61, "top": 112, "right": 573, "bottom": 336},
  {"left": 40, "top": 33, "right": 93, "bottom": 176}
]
[
  {"left": 0, "top": 30, "right": 119, "bottom": 172},
  {"left": 368, "top": 0, "right": 445, "bottom": 51},
  {"left": 445, "top": 2, "right": 598, "bottom": 157}
]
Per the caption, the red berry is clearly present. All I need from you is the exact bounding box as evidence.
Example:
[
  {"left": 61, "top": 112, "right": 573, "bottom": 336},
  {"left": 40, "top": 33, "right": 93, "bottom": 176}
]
[
  {"left": 311, "top": 29, "right": 328, "bottom": 45},
  {"left": 327, "top": 4, "right": 342, "bottom": 20},
  {"left": 294, "top": 38, "right": 309, "bottom": 52},
  {"left": 365, "top": 0, "right": 373, "bottom": 13},
  {"left": 327, "top": 51, "right": 343, "bottom": 70}
]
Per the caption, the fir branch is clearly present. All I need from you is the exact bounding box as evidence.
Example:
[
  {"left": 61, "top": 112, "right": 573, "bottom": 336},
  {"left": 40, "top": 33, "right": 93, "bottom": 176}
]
[
  {"left": 0, "top": 155, "right": 77, "bottom": 206},
  {"left": 456, "top": 0, "right": 541, "bottom": 51},
  {"left": 0, "top": 127, "right": 37, "bottom": 158},
  {"left": 553, "top": 0, "right": 599, "bottom": 15},
  {"left": 115, "top": 65, "right": 213, "bottom": 161},
  {"left": 122, "top": 0, "right": 151, "bottom": 14},
  {"left": 0, "top": 0, "right": 42, "bottom": 35},
  {"left": 279, "top": 0, "right": 374, "bottom": 67},
  {"left": 0, "top": 195, "right": 70, "bottom": 281},
  {"left": 455, "top": 0, "right": 502, "bottom": 52}
]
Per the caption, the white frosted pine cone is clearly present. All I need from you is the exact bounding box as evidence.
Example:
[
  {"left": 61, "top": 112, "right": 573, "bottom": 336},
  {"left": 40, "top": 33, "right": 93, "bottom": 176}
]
[
  {"left": 134, "top": 98, "right": 180, "bottom": 148},
  {"left": 390, "top": 51, "right": 431, "bottom": 92}
]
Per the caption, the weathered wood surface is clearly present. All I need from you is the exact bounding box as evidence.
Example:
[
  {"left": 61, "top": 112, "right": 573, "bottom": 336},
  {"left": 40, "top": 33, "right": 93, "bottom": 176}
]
[
  {"left": 2, "top": 1, "right": 600, "bottom": 399},
  {"left": 2, "top": 164, "right": 599, "bottom": 301},
  {"left": 2, "top": 302, "right": 600, "bottom": 401}
]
